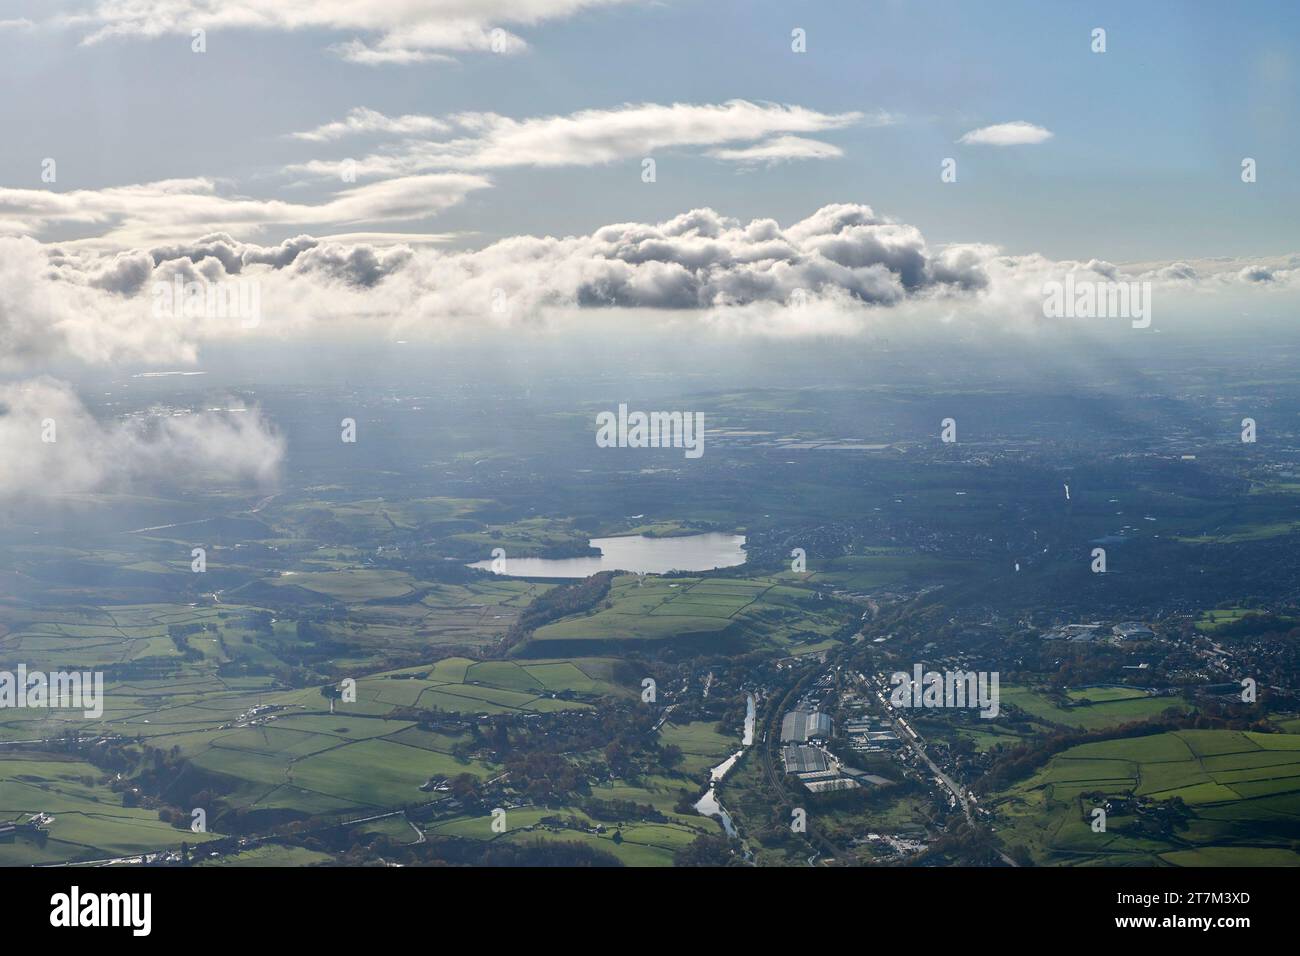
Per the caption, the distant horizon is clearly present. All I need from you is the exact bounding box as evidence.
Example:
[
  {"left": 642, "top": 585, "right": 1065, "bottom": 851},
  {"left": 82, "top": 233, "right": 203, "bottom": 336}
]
[
  {"left": 2, "top": 0, "right": 1299, "bottom": 387},
  {"left": 1, "top": 0, "right": 1298, "bottom": 893}
]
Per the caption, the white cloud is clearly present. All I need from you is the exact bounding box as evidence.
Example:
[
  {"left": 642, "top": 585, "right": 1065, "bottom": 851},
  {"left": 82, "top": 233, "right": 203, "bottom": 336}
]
[
  {"left": 9, "top": 203, "right": 1298, "bottom": 375},
  {"left": 0, "top": 173, "right": 491, "bottom": 246},
  {"left": 290, "top": 107, "right": 451, "bottom": 142},
  {"left": 707, "top": 135, "right": 844, "bottom": 165},
  {"left": 286, "top": 101, "right": 871, "bottom": 178},
  {"left": 37, "top": 0, "right": 636, "bottom": 63},
  {"left": 2, "top": 101, "right": 869, "bottom": 247},
  {"left": 328, "top": 40, "right": 459, "bottom": 66},
  {"left": 958, "top": 121, "right": 1053, "bottom": 146},
  {"left": 0, "top": 377, "right": 284, "bottom": 499},
  {"left": 0, "top": 237, "right": 198, "bottom": 368}
]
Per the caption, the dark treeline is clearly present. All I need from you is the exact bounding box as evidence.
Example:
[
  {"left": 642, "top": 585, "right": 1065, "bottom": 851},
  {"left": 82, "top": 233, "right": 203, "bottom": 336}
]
[
  {"left": 500, "top": 571, "right": 614, "bottom": 652},
  {"left": 977, "top": 709, "right": 1276, "bottom": 793}
]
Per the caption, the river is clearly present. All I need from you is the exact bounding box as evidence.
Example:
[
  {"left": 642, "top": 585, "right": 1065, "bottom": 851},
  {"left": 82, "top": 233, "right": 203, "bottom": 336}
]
[{"left": 692, "top": 694, "right": 756, "bottom": 838}]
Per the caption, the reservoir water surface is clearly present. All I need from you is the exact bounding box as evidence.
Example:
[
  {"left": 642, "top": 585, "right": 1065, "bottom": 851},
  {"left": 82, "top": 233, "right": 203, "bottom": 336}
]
[{"left": 469, "top": 532, "right": 746, "bottom": 578}]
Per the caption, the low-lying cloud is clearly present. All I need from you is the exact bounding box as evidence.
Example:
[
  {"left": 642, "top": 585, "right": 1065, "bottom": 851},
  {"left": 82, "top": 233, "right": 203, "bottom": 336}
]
[
  {"left": 3, "top": 204, "right": 1297, "bottom": 372},
  {"left": 0, "top": 377, "right": 284, "bottom": 500}
]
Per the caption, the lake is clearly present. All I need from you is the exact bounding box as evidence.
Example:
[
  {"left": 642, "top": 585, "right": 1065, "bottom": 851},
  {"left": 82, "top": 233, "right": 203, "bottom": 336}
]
[{"left": 468, "top": 532, "right": 746, "bottom": 578}]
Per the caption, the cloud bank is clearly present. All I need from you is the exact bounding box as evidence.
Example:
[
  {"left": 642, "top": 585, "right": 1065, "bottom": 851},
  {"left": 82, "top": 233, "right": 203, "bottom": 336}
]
[{"left": 5, "top": 203, "right": 1298, "bottom": 373}]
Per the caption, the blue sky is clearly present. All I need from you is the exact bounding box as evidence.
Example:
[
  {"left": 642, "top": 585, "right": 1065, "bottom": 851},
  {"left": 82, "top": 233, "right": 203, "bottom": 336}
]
[
  {"left": 2, "top": 0, "right": 1296, "bottom": 259},
  {"left": 1, "top": 1, "right": 1297, "bottom": 500}
]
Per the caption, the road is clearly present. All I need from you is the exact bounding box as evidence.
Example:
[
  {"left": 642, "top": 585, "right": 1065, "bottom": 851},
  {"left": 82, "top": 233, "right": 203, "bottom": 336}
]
[{"left": 871, "top": 682, "right": 1018, "bottom": 866}]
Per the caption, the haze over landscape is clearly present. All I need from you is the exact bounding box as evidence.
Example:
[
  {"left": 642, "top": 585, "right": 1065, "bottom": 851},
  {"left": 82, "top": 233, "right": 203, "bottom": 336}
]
[{"left": 1, "top": 0, "right": 1299, "bottom": 884}]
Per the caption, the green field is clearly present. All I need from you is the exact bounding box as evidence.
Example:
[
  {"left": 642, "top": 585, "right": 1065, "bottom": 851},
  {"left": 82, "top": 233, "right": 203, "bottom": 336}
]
[
  {"left": 423, "top": 802, "right": 709, "bottom": 867},
  {"left": 196, "top": 844, "right": 334, "bottom": 866},
  {"left": 992, "top": 730, "right": 1300, "bottom": 866},
  {"left": 0, "top": 753, "right": 221, "bottom": 865},
  {"left": 1195, "top": 608, "right": 1253, "bottom": 632},
  {"left": 103, "top": 655, "right": 627, "bottom": 814},
  {"left": 527, "top": 573, "right": 850, "bottom": 651},
  {"left": 659, "top": 720, "right": 740, "bottom": 777},
  {"left": 0, "top": 647, "right": 629, "bottom": 854},
  {"left": 1002, "top": 686, "right": 1189, "bottom": 731}
]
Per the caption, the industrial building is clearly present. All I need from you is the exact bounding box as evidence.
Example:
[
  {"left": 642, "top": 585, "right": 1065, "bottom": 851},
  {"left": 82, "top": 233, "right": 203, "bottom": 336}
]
[
  {"left": 845, "top": 715, "right": 901, "bottom": 752},
  {"left": 782, "top": 745, "right": 829, "bottom": 775},
  {"left": 780, "top": 708, "right": 833, "bottom": 743},
  {"left": 1113, "top": 622, "right": 1155, "bottom": 640},
  {"left": 803, "top": 776, "right": 860, "bottom": 793}
]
